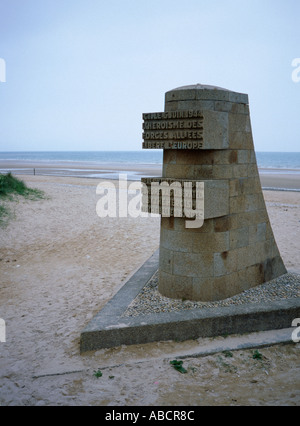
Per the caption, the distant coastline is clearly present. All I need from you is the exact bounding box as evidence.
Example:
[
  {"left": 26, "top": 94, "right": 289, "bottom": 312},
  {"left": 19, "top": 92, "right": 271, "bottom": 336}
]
[{"left": 1, "top": 150, "right": 300, "bottom": 169}]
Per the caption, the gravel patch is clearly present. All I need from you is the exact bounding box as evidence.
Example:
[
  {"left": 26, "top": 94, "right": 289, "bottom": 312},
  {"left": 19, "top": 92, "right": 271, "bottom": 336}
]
[{"left": 122, "top": 271, "right": 300, "bottom": 317}]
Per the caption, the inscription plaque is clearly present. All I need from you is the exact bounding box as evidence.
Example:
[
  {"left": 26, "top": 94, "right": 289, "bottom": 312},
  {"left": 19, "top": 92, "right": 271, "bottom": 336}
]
[{"left": 142, "top": 109, "right": 229, "bottom": 150}]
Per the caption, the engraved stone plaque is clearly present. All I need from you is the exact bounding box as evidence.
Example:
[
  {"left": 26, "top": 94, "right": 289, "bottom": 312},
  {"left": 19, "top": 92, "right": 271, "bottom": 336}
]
[{"left": 142, "top": 110, "right": 229, "bottom": 150}]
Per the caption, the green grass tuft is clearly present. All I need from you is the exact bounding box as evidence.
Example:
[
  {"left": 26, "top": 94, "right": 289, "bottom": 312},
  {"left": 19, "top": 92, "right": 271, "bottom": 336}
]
[
  {"left": 0, "top": 173, "right": 46, "bottom": 226},
  {"left": 252, "top": 350, "right": 263, "bottom": 360},
  {"left": 0, "top": 172, "right": 45, "bottom": 200}
]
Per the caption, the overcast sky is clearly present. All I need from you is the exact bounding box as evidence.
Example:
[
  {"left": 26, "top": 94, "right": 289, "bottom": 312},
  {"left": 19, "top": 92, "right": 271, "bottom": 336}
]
[{"left": 0, "top": 0, "right": 299, "bottom": 152}]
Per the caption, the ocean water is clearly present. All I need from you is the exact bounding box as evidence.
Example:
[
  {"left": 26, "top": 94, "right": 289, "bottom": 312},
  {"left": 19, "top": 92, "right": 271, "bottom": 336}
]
[
  {"left": 0, "top": 151, "right": 163, "bottom": 165},
  {"left": 0, "top": 151, "right": 300, "bottom": 169},
  {"left": 256, "top": 152, "right": 300, "bottom": 171}
]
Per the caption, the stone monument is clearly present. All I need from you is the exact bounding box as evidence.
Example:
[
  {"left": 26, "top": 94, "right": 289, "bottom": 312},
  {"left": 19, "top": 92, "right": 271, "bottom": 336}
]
[{"left": 141, "top": 84, "right": 287, "bottom": 302}]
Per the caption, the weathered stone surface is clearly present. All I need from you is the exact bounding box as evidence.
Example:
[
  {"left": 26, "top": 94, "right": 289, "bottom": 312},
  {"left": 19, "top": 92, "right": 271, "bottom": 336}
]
[{"left": 142, "top": 84, "right": 286, "bottom": 301}]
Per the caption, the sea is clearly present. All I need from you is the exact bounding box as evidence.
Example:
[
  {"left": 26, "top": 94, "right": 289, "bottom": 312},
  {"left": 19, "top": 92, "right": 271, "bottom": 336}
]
[
  {"left": 0, "top": 151, "right": 300, "bottom": 180},
  {"left": 0, "top": 150, "right": 163, "bottom": 165},
  {"left": 1, "top": 150, "right": 300, "bottom": 167}
]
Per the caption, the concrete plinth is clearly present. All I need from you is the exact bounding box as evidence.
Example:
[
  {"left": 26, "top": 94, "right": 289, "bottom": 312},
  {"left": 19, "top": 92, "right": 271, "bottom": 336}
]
[
  {"left": 142, "top": 84, "right": 287, "bottom": 302},
  {"left": 80, "top": 250, "right": 300, "bottom": 352}
]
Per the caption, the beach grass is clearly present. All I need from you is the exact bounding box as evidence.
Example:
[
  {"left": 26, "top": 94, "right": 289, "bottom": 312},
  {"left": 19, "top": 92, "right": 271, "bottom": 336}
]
[
  {"left": 0, "top": 173, "right": 45, "bottom": 226},
  {"left": 0, "top": 172, "right": 44, "bottom": 199}
]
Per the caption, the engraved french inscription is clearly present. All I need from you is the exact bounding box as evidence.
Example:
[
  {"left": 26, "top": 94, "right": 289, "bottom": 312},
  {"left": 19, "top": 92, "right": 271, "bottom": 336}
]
[
  {"left": 142, "top": 109, "right": 229, "bottom": 150},
  {"left": 142, "top": 141, "right": 204, "bottom": 149},
  {"left": 142, "top": 110, "right": 204, "bottom": 149}
]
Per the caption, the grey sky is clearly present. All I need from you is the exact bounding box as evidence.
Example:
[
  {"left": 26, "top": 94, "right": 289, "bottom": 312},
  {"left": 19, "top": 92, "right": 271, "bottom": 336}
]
[{"left": 0, "top": 0, "right": 299, "bottom": 151}]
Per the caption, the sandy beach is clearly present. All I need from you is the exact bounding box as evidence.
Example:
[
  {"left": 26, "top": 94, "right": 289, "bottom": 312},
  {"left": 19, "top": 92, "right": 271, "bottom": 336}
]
[{"left": 0, "top": 171, "right": 299, "bottom": 406}]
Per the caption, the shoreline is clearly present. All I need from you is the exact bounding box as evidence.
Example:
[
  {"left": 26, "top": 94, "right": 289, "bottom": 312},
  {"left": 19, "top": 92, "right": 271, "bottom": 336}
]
[{"left": 1, "top": 160, "right": 300, "bottom": 190}]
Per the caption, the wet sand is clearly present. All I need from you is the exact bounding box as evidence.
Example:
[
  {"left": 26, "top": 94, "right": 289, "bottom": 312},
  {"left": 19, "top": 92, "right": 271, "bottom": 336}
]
[
  {"left": 1, "top": 160, "right": 300, "bottom": 190},
  {"left": 0, "top": 173, "right": 299, "bottom": 406},
  {"left": 0, "top": 160, "right": 163, "bottom": 180},
  {"left": 259, "top": 170, "right": 300, "bottom": 191}
]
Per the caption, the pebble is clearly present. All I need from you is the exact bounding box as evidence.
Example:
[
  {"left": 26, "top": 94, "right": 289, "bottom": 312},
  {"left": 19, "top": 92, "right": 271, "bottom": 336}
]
[{"left": 122, "top": 272, "right": 300, "bottom": 318}]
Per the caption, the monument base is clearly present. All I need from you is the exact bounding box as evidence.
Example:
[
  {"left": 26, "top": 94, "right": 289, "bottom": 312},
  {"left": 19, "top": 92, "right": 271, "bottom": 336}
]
[{"left": 80, "top": 250, "right": 300, "bottom": 353}]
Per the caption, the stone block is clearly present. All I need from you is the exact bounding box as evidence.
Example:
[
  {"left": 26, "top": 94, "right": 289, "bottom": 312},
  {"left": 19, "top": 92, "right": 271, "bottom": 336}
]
[
  {"left": 159, "top": 247, "right": 173, "bottom": 274},
  {"left": 230, "top": 227, "right": 249, "bottom": 249},
  {"left": 173, "top": 217, "right": 213, "bottom": 233},
  {"left": 202, "top": 110, "right": 229, "bottom": 149},
  {"left": 244, "top": 193, "right": 258, "bottom": 212},
  {"left": 160, "top": 229, "right": 193, "bottom": 253},
  {"left": 229, "top": 113, "right": 251, "bottom": 133},
  {"left": 229, "top": 132, "right": 254, "bottom": 150},
  {"left": 158, "top": 270, "right": 194, "bottom": 300},
  {"left": 165, "top": 85, "right": 232, "bottom": 103},
  {"left": 236, "top": 268, "right": 252, "bottom": 292},
  {"left": 177, "top": 100, "right": 215, "bottom": 111},
  {"left": 238, "top": 177, "right": 261, "bottom": 195},
  {"left": 214, "top": 250, "right": 238, "bottom": 277},
  {"left": 227, "top": 272, "right": 248, "bottom": 298},
  {"left": 165, "top": 88, "right": 197, "bottom": 102},
  {"left": 249, "top": 222, "right": 267, "bottom": 244},
  {"left": 250, "top": 150, "right": 257, "bottom": 164},
  {"left": 192, "top": 276, "right": 214, "bottom": 301},
  {"left": 173, "top": 150, "right": 215, "bottom": 166},
  {"left": 230, "top": 196, "right": 245, "bottom": 214},
  {"left": 237, "top": 149, "right": 251, "bottom": 164},
  {"left": 231, "top": 103, "right": 250, "bottom": 114},
  {"left": 173, "top": 251, "right": 214, "bottom": 278},
  {"left": 229, "top": 179, "right": 240, "bottom": 197},
  {"left": 210, "top": 275, "right": 233, "bottom": 301},
  {"left": 164, "top": 101, "right": 178, "bottom": 111},
  {"left": 193, "top": 165, "right": 213, "bottom": 179},
  {"left": 254, "top": 240, "right": 274, "bottom": 264},
  {"left": 213, "top": 150, "right": 238, "bottom": 165},
  {"left": 163, "top": 150, "right": 177, "bottom": 164},
  {"left": 204, "top": 180, "right": 229, "bottom": 219},
  {"left": 235, "top": 246, "right": 253, "bottom": 270},
  {"left": 214, "top": 101, "right": 234, "bottom": 113},
  {"left": 228, "top": 92, "right": 249, "bottom": 104},
  {"left": 232, "top": 164, "right": 249, "bottom": 178},
  {"left": 245, "top": 264, "right": 265, "bottom": 288},
  {"left": 192, "top": 231, "right": 230, "bottom": 253},
  {"left": 165, "top": 164, "right": 194, "bottom": 180},
  {"left": 247, "top": 163, "right": 259, "bottom": 177},
  {"left": 213, "top": 216, "right": 232, "bottom": 233},
  {"left": 212, "top": 164, "right": 233, "bottom": 179},
  {"left": 197, "top": 87, "right": 230, "bottom": 101},
  {"left": 161, "top": 216, "right": 174, "bottom": 230}
]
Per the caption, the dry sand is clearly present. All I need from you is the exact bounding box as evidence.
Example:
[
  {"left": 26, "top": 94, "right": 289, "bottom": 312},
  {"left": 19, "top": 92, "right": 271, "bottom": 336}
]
[{"left": 0, "top": 174, "right": 299, "bottom": 406}]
